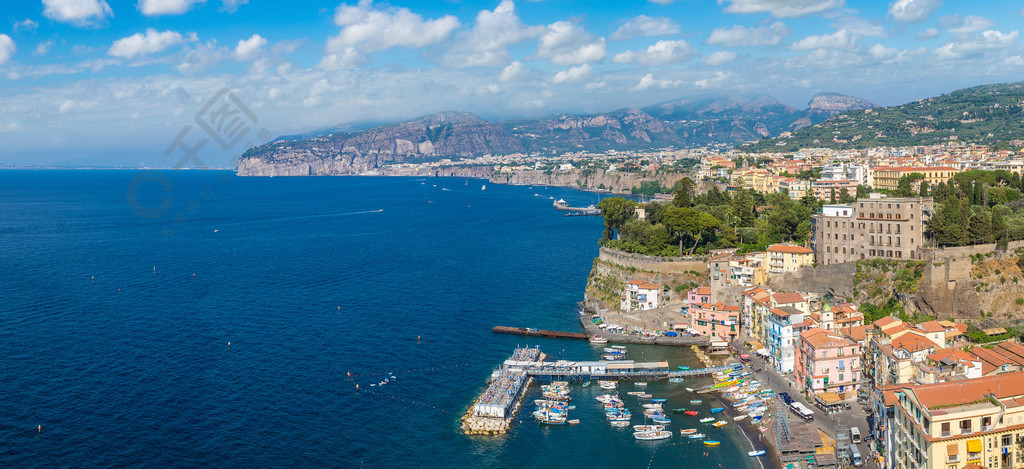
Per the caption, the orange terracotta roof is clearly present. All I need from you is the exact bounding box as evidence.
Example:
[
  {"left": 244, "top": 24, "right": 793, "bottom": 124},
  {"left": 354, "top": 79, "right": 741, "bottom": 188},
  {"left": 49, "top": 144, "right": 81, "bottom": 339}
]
[
  {"left": 697, "top": 287, "right": 710, "bottom": 295},
  {"left": 892, "top": 334, "right": 938, "bottom": 353},
  {"left": 872, "top": 316, "right": 900, "bottom": 330},
  {"left": 838, "top": 325, "right": 867, "bottom": 342},
  {"left": 772, "top": 292, "right": 805, "bottom": 304},
  {"left": 919, "top": 320, "right": 945, "bottom": 333},
  {"left": 767, "top": 244, "right": 813, "bottom": 254},
  {"left": 910, "top": 370, "right": 1024, "bottom": 410},
  {"left": 770, "top": 307, "right": 791, "bottom": 318}
]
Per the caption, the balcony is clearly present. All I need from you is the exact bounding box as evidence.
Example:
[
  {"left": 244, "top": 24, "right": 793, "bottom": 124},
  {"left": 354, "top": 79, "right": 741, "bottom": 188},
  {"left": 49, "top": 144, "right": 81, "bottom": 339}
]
[{"left": 946, "top": 455, "right": 960, "bottom": 464}]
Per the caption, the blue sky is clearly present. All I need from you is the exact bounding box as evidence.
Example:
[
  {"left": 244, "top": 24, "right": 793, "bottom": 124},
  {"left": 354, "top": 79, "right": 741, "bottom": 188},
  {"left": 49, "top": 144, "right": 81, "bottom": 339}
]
[{"left": 1, "top": 0, "right": 1023, "bottom": 166}]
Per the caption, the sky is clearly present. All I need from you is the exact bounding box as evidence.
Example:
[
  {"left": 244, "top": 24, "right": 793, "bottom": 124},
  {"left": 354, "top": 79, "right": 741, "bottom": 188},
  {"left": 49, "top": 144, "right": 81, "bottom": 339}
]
[{"left": 1, "top": 0, "right": 1024, "bottom": 166}]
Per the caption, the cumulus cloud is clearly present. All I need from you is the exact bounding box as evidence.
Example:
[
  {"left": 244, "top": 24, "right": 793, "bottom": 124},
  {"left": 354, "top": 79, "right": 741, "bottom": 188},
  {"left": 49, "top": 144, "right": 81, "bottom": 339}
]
[
  {"left": 43, "top": 0, "right": 113, "bottom": 26},
  {"left": 138, "top": 0, "right": 204, "bottom": 16},
  {"left": 318, "top": 47, "right": 363, "bottom": 70},
  {"left": 220, "top": 0, "right": 247, "bottom": 13},
  {"left": 706, "top": 22, "right": 791, "bottom": 46},
  {"left": 941, "top": 15, "right": 996, "bottom": 34},
  {"left": 0, "top": 35, "right": 15, "bottom": 65},
  {"left": 445, "top": 0, "right": 544, "bottom": 67},
  {"left": 327, "top": 0, "right": 460, "bottom": 53},
  {"left": 888, "top": 0, "right": 941, "bottom": 23},
  {"left": 108, "top": 29, "right": 187, "bottom": 59},
  {"left": 791, "top": 29, "right": 857, "bottom": 50},
  {"left": 552, "top": 64, "right": 592, "bottom": 83},
  {"left": 718, "top": 0, "right": 844, "bottom": 18},
  {"left": 694, "top": 71, "right": 731, "bottom": 88},
  {"left": 13, "top": 19, "right": 39, "bottom": 31},
  {"left": 629, "top": 73, "right": 682, "bottom": 92},
  {"left": 703, "top": 50, "right": 738, "bottom": 65},
  {"left": 35, "top": 40, "right": 55, "bottom": 55},
  {"left": 536, "top": 20, "right": 607, "bottom": 65},
  {"left": 234, "top": 34, "right": 267, "bottom": 61},
  {"left": 499, "top": 60, "right": 528, "bottom": 82},
  {"left": 610, "top": 15, "right": 680, "bottom": 41},
  {"left": 915, "top": 27, "right": 940, "bottom": 40},
  {"left": 933, "top": 29, "right": 1019, "bottom": 60},
  {"left": 833, "top": 16, "right": 886, "bottom": 38},
  {"left": 612, "top": 39, "right": 695, "bottom": 65}
]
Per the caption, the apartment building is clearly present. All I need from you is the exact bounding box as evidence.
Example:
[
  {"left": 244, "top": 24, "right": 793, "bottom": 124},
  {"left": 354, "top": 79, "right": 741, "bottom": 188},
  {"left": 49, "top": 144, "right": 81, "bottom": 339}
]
[
  {"left": 778, "top": 177, "right": 809, "bottom": 199},
  {"left": 795, "top": 328, "right": 862, "bottom": 399},
  {"left": 766, "top": 243, "right": 814, "bottom": 274},
  {"left": 689, "top": 302, "right": 741, "bottom": 342},
  {"left": 871, "top": 166, "right": 959, "bottom": 191},
  {"left": 622, "top": 280, "right": 660, "bottom": 311},
  {"left": 811, "top": 194, "right": 933, "bottom": 265},
  {"left": 810, "top": 179, "right": 859, "bottom": 200},
  {"left": 767, "top": 306, "right": 811, "bottom": 373}
]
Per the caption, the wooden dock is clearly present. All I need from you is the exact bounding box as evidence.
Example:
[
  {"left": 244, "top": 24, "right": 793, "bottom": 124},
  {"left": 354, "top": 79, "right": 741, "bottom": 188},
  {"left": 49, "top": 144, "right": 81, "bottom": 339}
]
[{"left": 492, "top": 326, "right": 588, "bottom": 340}]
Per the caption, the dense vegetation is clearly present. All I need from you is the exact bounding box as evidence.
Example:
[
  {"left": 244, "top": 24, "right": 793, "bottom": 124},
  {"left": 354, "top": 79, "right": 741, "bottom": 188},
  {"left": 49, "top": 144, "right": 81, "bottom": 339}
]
[
  {"left": 598, "top": 178, "right": 821, "bottom": 256},
  {"left": 926, "top": 170, "right": 1024, "bottom": 247},
  {"left": 744, "top": 81, "right": 1024, "bottom": 152}
]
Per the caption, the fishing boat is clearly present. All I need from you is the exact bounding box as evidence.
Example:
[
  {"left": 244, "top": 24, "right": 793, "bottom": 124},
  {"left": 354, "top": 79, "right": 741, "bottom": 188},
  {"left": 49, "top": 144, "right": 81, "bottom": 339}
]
[
  {"left": 690, "top": 399, "right": 702, "bottom": 404},
  {"left": 680, "top": 428, "right": 697, "bottom": 435},
  {"left": 688, "top": 433, "right": 706, "bottom": 439},
  {"left": 683, "top": 410, "right": 699, "bottom": 416},
  {"left": 603, "top": 347, "right": 626, "bottom": 354},
  {"left": 685, "top": 387, "right": 694, "bottom": 392},
  {"left": 710, "top": 407, "right": 724, "bottom": 413},
  {"left": 611, "top": 420, "right": 630, "bottom": 428},
  {"left": 712, "top": 421, "right": 727, "bottom": 427},
  {"left": 672, "top": 408, "right": 687, "bottom": 414},
  {"left": 748, "top": 450, "right": 765, "bottom": 457},
  {"left": 677, "top": 366, "right": 690, "bottom": 370},
  {"left": 651, "top": 417, "right": 671, "bottom": 424},
  {"left": 704, "top": 440, "right": 720, "bottom": 447},
  {"left": 699, "top": 417, "right": 715, "bottom": 423},
  {"left": 634, "top": 431, "right": 672, "bottom": 441},
  {"left": 733, "top": 415, "right": 748, "bottom": 421},
  {"left": 626, "top": 391, "right": 645, "bottom": 396},
  {"left": 635, "top": 382, "right": 647, "bottom": 387},
  {"left": 633, "top": 425, "right": 665, "bottom": 432},
  {"left": 589, "top": 335, "right": 608, "bottom": 344},
  {"left": 669, "top": 378, "right": 685, "bottom": 383}
]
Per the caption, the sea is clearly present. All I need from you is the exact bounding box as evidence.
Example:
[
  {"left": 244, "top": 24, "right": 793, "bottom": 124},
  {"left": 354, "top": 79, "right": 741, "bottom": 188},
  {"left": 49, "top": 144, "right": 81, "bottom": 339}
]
[{"left": 0, "top": 170, "right": 762, "bottom": 468}]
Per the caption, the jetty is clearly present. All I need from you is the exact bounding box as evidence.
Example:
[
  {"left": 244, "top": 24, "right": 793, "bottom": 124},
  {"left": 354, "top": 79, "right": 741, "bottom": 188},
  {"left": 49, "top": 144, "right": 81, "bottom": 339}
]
[
  {"left": 553, "top": 199, "right": 600, "bottom": 214},
  {"left": 492, "top": 326, "right": 588, "bottom": 340},
  {"left": 463, "top": 346, "right": 732, "bottom": 436}
]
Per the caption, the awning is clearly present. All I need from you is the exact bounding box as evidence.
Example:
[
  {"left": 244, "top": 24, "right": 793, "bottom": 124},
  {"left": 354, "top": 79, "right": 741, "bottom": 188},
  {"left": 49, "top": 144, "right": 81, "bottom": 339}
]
[
  {"left": 740, "top": 354, "right": 751, "bottom": 359},
  {"left": 749, "top": 340, "right": 765, "bottom": 350},
  {"left": 815, "top": 391, "right": 843, "bottom": 405},
  {"left": 967, "top": 439, "right": 982, "bottom": 453},
  {"left": 947, "top": 444, "right": 958, "bottom": 456}
]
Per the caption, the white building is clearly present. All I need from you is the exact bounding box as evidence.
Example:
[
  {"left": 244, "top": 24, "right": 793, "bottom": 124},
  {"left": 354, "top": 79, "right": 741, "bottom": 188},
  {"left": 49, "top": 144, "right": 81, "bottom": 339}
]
[
  {"left": 622, "top": 280, "right": 661, "bottom": 311},
  {"left": 767, "top": 306, "right": 809, "bottom": 373}
]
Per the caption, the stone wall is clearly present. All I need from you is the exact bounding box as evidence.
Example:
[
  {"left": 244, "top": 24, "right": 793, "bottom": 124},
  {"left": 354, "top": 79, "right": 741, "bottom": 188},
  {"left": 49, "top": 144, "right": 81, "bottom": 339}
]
[
  {"left": 766, "top": 262, "right": 857, "bottom": 299},
  {"left": 920, "top": 240, "right": 1024, "bottom": 261},
  {"left": 597, "top": 247, "right": 708, "bottom": 274}
]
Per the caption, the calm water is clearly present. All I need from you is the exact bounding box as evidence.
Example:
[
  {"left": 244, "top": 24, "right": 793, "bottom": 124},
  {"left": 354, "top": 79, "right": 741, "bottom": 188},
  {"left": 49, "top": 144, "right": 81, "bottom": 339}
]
[{"left": 0, "top": 171, "right": 760, "bottom": 468}]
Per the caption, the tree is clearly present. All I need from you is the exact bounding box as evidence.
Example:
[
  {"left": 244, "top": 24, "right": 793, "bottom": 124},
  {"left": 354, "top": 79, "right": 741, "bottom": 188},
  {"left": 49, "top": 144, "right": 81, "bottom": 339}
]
[
  {"left": 856, "top": 185, "right": 870, "bottom": 198},
  {"left": 663, "top": 207, "right": 721, "bottom": 255},
  {"left": 597, "top": 197, "right": 636, "bottom": 241},
  {"left": 919, "top": 180, "right": 929, "bottom": 197},
  {"left": 929, "top": 198, "right": 965, "bottom": 246},
  {"left": 672, "top": 178, "right": 695, "bottom": 208},
  {"left": 829, "top": 187, "right": 837, "bottom": 204},
  {"left": 993, "top": 207, "right": 1008, "bottom": 248},
  {"left": 838, "top": 188, "right": 856, "bottom": 204},
  {"left": 896, "top": 173, "right": 924, "bottom": 197},
  {"left": 967, "top": 212, "right": 993, "bottom": 245},
  {"left": 731, "top": 190, "right": 755, "bottom": 228}
]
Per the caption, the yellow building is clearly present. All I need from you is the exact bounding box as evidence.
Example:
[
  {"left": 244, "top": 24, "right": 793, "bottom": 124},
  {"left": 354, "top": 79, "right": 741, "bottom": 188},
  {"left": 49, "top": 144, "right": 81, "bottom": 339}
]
[
  {"left": 871, "top": 166, "right": 959, "bottom": 191},
  {"left": 891, "top": 371, "right": 1024, "bottom": 469},
  {"left": 766, "top": 243, "right": 814, "bottom": 273}
]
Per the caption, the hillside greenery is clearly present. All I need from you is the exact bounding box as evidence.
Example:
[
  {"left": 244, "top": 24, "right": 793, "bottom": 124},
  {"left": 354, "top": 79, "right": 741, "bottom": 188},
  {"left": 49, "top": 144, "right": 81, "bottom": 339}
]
[{"left": 744, "top": 81, "right": 1024, "bottom": 152}]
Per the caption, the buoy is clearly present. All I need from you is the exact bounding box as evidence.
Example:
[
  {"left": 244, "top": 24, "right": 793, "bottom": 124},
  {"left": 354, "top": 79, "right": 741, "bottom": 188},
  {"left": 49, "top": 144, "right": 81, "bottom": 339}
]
[
  {"left": 118, "top": 288, "right": 121, "bottom": 292},
  {"left": 418, "top": 335, "right": 421, "bottom": 343},
  {"left": 192, "top": 273, "right": 195, "bottom": 278},
  {"left": 91, "top": 276, "right": 94, "bottom": 282},
  {"left": 227, "top": 341, "right": 231, "bottom": 348},
  {"left": 153, "top": 266, "right": 156, "bottom": 274},
  {"left": 355, "top": 384, "right": 360, "bottom": 392},
  {"left": 38, "top": 425, "right": 41, "bottom": 434},
  {"left": 337, "top": 306, "right": 340, "bottom": 312}
]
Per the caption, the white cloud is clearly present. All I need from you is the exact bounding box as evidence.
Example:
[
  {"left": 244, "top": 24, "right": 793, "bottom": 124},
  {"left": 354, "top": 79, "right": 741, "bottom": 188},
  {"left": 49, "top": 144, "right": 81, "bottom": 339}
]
[
  {"left": 629, "top": 73, "right": 682, "bottom": 92},
  {"left": 791, "top": 29, "right": 857, "bottom": 50},
  {"left": 610, "top": 15, "right": 680, "bottom": 41},
  {"left": 551, "top": 64, "right": 591, "bottom": 83},
  {"left": 703, "top": 50, "right": 738, "bottom": 65},
  {"left": 706, "top": 22, "right": 791, "bottom": 46},
  {"left": 0, "top": 35, "right": 15, "bottom": 65},
  {"left": 234, "top": 34, "right": 267, "bottom": 61},
  {"left": 536, "top": 20, "right": 607, "bottom": 65},
  {"left": 915, "top": 27, "right": 940, "bottom": 40},
  {"left": 35, "top": 40, "right": 55, "bottom": 55},
  {"left": 220, "top": 0, "right": 247, "bottom": 13},
  {"left": 43, "top": 0, "right": 113, "bottom": 26},
  {"left": 108, "top": 29, "right": 187, "bottom": 59},
  {"left": 138, "top": 0, "right": 204, "bottom": 16},
  {"left": 175, "top": 40, "right": 228, "bottom": 74},
  {"left": 933, "top": 29, "right": 1019, "bottom": 60},
  {"left": 694, "top": 71, "right": 731, "bottom": 88},
  {"left": 888, "top": 0, "right": 941, "bottom": 23},
  {"left": 327, "top": 0, "right": 460, "bottom": 53},
  {"left": 445, "top": 0, "right": 544, "bottom": 67},
  {"left": 318, "top": 47, "right": 364, "bottom": 70},
  {"left": 499, "top": 60, "right": 527, "bottom": 82},
  {"left": 612, "top": 39, "right": 695, "bottom": 65},
  {"left": 13, "top": 19, "right": 39, "bottom": 31},
  {"left": 834, "top": 16, "right": 886, "bottom": 38},
  {"left": 718, "top": 0, "right": 844, "bottom": 18},
  {"left": 941, "top": 15, "right": 995, "bottom": 34}
]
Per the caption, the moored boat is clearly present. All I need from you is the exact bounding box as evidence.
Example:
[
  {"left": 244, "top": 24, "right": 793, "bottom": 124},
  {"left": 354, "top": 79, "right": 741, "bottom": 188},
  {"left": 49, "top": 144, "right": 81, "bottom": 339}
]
[
  {"left": 733, "top": 415, "right": 748, "bottom": 421},
  {"left": 680, "top": 428, "right": 697, "bottom": 435},
  {"left": 610, "top": 420, "right": 630, "bottom": 428},
  {"left": 699, "top": 417, "right": 715, "bottom": 423},
  {"left": 634, "top": 430, "right": 672, "bottom": 441},
  {"left": 690, "top": 399, "right": 702, "bottom": 404},
  {"left": 710, "top": 407, "right": 724, "bottom": 413},
  {"left": 748, "top": 450, "right": 765, "bottom": 457},
  {"left": 685, "top": 387, "right": 694, "bottom": 392},
  {"left": 672, "top": 408, "right": 687, "bottom": 413},
  {"left": 712, "top": 420, "right": 727, "bottom": 427},
  {"left": 669, "top": 378, "right": 685, "bottom": 383},
  {"left": 651, "top": 417, "right": 671, "bottom": 424},
  {"left": 684, "top": 410, "right": 699, "bottom": 416},
  {"left": 688, "top": 433, "right": 706, "bottom": 439},
  {"left": 633, "top": 425, "right": 665, "bottom": 432},
  {"left": 589, "top": 335, "right": 608, "bottom": 344},
  {"left": 677, "top": 366, "right": 690, "bottom": 370},
  {"left": 704, "top": 440, "right": 720, "bottom": 446}
]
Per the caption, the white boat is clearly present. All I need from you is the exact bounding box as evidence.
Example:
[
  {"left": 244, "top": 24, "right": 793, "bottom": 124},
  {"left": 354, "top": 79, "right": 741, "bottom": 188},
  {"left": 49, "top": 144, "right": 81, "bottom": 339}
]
[
  {"left": 610, "top": 420, "right": 630, "bottom": 428},
  {"left": 669, "top": 378, "right": 685, "bottom": 383},
  {"left": 635, "top": 382, "right": 647, "bottom": 387},
  {"left": 688, "top": 433, "right": 706, "bottom": 439},
  {"left": 634, "top": 431, "right": 672, "bottom": 441},
  {"left": 633, "top": 425, "right": 665, "bottom": 432},
  {"left": 699, "top": 417, "right": 715, "bottom": 423},
  {"left": 680, "top": 428, "right": 698, "bottom": 435},
  {"left": 626, "top": 391, "right": 645, "bottom": 396},
  {"left": 733, "top": 415, "right": 748, "bottom": 421},
  {"left": 481, "top": 185, "right": 486, "bottom": 191},
  {"left": 748, "top": 450, "right": 766, "bottom": 457},
  {"left": 685, "top": 387, "right": 694, "bottom": 392},
  {"left": 611, "top": 345, "right": 627, "bottom": 350},
  {"left": 642, "top": 404, "right": 663, "bottom": 410},
  {"left": 589, "top": 335, "right": 608, "bottom": 344}
]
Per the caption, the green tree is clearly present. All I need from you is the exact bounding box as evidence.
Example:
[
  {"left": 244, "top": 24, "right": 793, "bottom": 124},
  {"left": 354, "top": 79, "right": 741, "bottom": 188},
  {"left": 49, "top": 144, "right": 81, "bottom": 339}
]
[
  {"left": 672, "top": 178, "right": 695, "bottom": 208},
  {"left": 597, "top": 197, "right": 636, "bottom": 241},
  {"left": 829, "top": 187, "right": 836, "bottom": 204},
  {"left": 663, "top": 207, "right": 721, "bottom": 255},
  {"left": 896, "top": 173, "right": 924, "bottom": 197},
  {"left": 856, "top": 185, "right": 870, "bottom": 198},
  {"left": 929, "top": 198, "right": 966, "bottom": 246},
  {"left": 993, "top": 207, "right": 1008, "bottom": 248},
  {"left": 731, "top": 190, "right": 755, "bottom": 228},
  {"left": 838, "top": 188, "right": 856, "bottom": 204},
  {"left": 968, "top": 211, "right": 993, "bottom": 245}
]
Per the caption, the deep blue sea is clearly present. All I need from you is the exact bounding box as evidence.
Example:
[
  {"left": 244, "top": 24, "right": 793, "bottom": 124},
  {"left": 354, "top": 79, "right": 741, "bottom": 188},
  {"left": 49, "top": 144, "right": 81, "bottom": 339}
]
[{"left": 0, "top": 171, "right": 761, "bottom": 468}]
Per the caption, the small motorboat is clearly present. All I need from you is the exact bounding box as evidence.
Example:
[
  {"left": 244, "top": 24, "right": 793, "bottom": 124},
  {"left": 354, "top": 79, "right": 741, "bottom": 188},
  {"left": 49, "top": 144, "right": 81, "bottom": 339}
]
[
  {"left": 672, "top": 408, "right": 687, "bottom": 414},
  {"left": 568, "top": 419, "right": 580, "bottom": 425},
  {"left": 669, "top": 378, "right": 685, "bottom": 383},
  {"left": 611, "top": 420, "right": 630, "bottom": 428},
  {"left": 680, "top": 428, "right": 697, "bottom": 435},
  {"left": 734, "top": 415, "right": 748, "bottom": 421},
  {"left": 748, "top": 450, "right": 765, "bottom": 457},
  {"left": 637, "top": 393, "right": 652, "bottom": 398},
  {"left": 626, "top": 391, "right": 645, "bottom": 396},
  {"left": 651, "top": 398, "right": 667, "bottom": 404},
  {"left": 589, "top": 335, "right": 608, "bottom": 344},
  {"left": 651, "top": 417, "right": 671, "bottom": 424},
  {"left": 699, "top": 417, "right": 715, "bottom": 423},
  {"left": 635, "top": 382, "right": 647, "bottom": 387},
  {"left": 704, "top": 440, "right": 720, "bottom": 446},
  {"left": 634, "top": 431, "right": 672, "bottom": 441},
  {"left": 677, "top": 366, "right": 690, "bottom": 370},
  {"left": 688, "top": 433, "right": 706, "bottom": 439},
  {"left": 685, "top": 387, "right": 694, "bottom": 392},
  {"left": 633, "top": 425, "right": 665, "bottom": 432},
  {"left": 712, "top": 421, "right": 727, "bottom": 427},
  {"left": 690, "top": 400, "right": 702, "bottom": 404},
  {"left": 710, "top": 407, "right": 724, "bottom": 413},
  {"left": 582, "top": 381, "right": 592, "bottom": 388},
  {"left": 684, "top": 410, "right": 699, "bottom": 416}
]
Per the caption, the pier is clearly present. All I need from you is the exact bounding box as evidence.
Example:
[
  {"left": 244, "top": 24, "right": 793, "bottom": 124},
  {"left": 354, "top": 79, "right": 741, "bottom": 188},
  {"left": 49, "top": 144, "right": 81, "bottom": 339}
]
[
  {"left": 491, "top": 326, "right": 588, "bottom": 340},
  {"left": 463, "top": 346, "right": 734, "bottom": 436}
]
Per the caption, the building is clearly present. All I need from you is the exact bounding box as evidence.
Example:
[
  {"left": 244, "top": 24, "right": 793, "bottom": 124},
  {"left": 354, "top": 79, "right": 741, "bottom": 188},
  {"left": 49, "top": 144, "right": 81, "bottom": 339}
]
[
  {"left": 688, "top": 286, "right": 711, "bottom": 306},
  {"left": 810, "top": 179, "right": 859, "bottom": 200},
  {"left": 689, "top": 302, "right": 741, "bottom": 341},
  {"left": 795, "top": 328, "right": 862, "bottom": 399},
  {"left": 890, "top": 371, "right": 1024, "bottom": 469},
  {"left": 766, "top": 306, "right": 808, "bottom": 373},
  {"left": 778, "top": 178, "right": 809, "bottom": 199},
  {"left": 811, "top": 194, "right": 933, "bottom": 265},
  {"left": 766, "top": 243, "right": 814, "bottom": 274},
  {"left": 622, "top": 280, "right": 660, "bottom": 311},
  {"left": 871, "top": 166, "right": 958, "bottom": 191}
]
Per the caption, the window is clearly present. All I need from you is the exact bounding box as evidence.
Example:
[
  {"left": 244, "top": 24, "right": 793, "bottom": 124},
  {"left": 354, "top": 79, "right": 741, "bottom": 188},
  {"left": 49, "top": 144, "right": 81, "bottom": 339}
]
[{"left": 941, "top": 422, "right": 950, "bottom": 437}]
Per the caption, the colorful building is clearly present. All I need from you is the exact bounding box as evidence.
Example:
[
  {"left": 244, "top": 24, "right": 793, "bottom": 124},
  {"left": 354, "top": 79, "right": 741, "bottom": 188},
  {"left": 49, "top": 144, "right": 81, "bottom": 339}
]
[
  {"left": 795, "top": 328, "right": 862, "bottom": 400},
  {"left": 689, "top": 302, "right": 741, "bottom": 342},
  {"left": 622, "top": 280, "right": 660, "bottom": 312}
]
